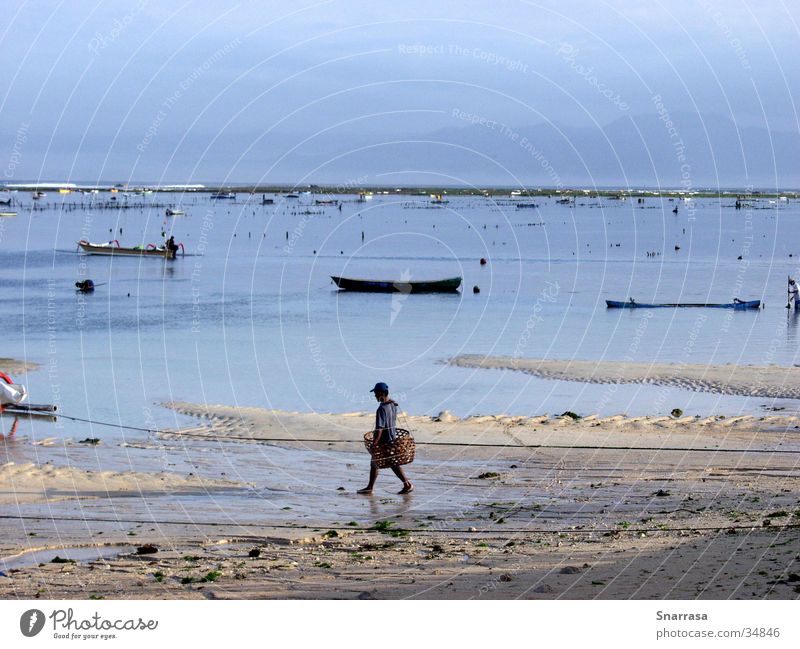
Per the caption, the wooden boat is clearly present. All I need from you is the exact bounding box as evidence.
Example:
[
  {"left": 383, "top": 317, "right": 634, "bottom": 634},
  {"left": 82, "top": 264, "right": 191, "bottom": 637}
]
[
  {"left": 606, "top": 299, "right": 761, "bottom": 310},
  {"left": 515, "top": 203, "right": 538, "bottom": 209},
  {"left": 77, "top": 240, "right": 179, "bottom": 259},
  {"left": 331, "top": 276, "right": 462, "bottom": 293},
  {"left": 261, "top": 195, "right": 274, "bottom": 205}
]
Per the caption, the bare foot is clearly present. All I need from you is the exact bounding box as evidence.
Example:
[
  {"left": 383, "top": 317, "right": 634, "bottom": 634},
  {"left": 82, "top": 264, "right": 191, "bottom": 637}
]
[
  {"left": 398, "top": 483, "right": 414, "bottom": 494},
  {"left": 357, "top": 487, "right": 373, "bottom": 495}
]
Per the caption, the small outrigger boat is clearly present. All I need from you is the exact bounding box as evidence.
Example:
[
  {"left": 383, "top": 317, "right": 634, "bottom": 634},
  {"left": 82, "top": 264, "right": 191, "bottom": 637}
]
[
  {"left": 606, "top": 298, "right": 761, "bottom": 310},
  {"left": 331, "top": 276, "right": 462, "bottom": 293},
  {"left": 77, "top": 240, "right": 182, "bottom": 259}
]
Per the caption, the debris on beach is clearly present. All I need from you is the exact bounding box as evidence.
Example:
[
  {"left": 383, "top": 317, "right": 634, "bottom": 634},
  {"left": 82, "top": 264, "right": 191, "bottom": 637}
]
[{"left": 136, "top": 544, "right": 159, "bottom": 555}]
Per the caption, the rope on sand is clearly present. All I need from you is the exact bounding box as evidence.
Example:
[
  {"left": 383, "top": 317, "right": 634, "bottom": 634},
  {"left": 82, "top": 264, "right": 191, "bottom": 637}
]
[{"left": 29, "top": 412, "right": 800, "bottom": 454}]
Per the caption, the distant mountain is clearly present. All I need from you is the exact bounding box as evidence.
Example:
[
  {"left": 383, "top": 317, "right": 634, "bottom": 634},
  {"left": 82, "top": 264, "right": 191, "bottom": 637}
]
[
  {"left": 3, "top": 113, "right": 797, "bottom": 189},
  {"left": 281, "top": 112, "right": 800, "bottom": 189}
]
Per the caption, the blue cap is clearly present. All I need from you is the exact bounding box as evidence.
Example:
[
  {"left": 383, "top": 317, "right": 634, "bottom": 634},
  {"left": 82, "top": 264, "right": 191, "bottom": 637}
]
[{"left": 370, "top": 382, "right": 389, "bottom": 394}]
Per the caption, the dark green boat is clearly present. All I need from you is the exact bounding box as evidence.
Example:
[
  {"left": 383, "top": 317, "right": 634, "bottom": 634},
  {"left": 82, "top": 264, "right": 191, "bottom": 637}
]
[{"left": 331, "top": 276, "right": 462, "bottom": 293}]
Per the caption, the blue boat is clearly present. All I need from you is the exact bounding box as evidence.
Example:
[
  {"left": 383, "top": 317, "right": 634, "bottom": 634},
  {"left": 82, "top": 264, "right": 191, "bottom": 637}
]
[{"left": 606, "top": 299, "right": 761, "bottom": 310}]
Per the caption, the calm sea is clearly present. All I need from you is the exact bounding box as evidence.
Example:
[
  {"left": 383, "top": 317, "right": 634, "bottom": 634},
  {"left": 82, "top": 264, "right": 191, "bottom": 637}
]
[{"left": 1, "top": 190, "right": 799, "bottom": 439}]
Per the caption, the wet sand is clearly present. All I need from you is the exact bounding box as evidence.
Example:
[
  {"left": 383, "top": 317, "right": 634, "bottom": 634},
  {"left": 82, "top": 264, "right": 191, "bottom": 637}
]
[
  {"left": 1, "top": 402, "right": 798, "bottom": 599},
  {"left": 0, "top": 358, "right": 38, "bottom": 375},
  {"left": 448, "top": 355, "right": 800, "bottom": 400}
]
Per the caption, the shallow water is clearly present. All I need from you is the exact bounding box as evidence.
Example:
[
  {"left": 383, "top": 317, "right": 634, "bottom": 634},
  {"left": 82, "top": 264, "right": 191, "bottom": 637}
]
[
  {"left": 0, "top": 545, "right": 135, "bottom": 571},
  {"left": 1, "top": 190, "right": 799, "bottom": 441}
]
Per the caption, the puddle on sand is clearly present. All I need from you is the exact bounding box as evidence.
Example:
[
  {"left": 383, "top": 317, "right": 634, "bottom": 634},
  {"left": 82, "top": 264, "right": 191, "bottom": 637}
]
[{"left": 1, "top": 545, "right": 135, "bottom": 571}]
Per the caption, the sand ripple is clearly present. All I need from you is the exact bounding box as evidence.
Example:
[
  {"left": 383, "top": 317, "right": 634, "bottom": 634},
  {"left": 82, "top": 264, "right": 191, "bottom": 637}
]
[{"left": 449, "top": 354, "right": 800, "bottom": 400}]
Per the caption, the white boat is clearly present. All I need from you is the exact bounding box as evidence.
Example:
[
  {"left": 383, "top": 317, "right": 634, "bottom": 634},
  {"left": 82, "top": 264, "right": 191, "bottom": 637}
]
[
  {"left": 165, "top": 208, "right": 185, "bottom": 216},
  {"left": 0, "top": 373, "right": 27, "bottom": 407},
  {"left": 77, "top": 240, "right": 180, "bottom": 259}
]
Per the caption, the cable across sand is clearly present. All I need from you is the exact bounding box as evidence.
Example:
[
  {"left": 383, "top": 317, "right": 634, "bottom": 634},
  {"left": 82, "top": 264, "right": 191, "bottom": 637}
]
[{"left": 448, "top": 355, "right": 800, "bottom": 400}]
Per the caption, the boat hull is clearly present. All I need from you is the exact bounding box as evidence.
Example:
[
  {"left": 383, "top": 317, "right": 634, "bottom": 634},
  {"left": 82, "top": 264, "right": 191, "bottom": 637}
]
[
  {"left": 606, "top": 300, "right": 760, "bottom": 310},
  {"left": 78, "top": 242, "right": 176, "bottom": 259},
  {"left": 331, "top": 276, "right": 462, "bottom": 293}
]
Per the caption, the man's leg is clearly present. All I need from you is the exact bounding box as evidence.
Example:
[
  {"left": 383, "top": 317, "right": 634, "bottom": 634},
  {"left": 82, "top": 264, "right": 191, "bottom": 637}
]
[
  {"left": 358, "top": 463, "right": 379, "bottom": 494},
  {"left": 391, "top": 466, "right": 413, "bottom": 493}
]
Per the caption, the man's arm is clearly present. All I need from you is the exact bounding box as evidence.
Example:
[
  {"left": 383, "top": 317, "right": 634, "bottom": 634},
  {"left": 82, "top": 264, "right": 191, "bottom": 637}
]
[{"left": 372, "top": 406, "right": 386, "bottom": 449}]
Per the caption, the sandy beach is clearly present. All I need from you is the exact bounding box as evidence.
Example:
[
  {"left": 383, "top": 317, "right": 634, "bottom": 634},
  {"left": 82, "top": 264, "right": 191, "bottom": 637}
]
[
  {"left": 448, "top": 355, "right": 800, "bottom": 400},
  {"left": 0, "top": 358, "right": 39, "bottom": 375},
  {"left": 1, "top": 400, "right": 798, "bottom": 599}
]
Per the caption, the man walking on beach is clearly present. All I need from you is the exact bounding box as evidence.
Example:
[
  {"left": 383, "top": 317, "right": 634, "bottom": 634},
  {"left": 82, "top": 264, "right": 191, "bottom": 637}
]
[{"left": 358, "top": 382, "right": 414, "bottom": 495}]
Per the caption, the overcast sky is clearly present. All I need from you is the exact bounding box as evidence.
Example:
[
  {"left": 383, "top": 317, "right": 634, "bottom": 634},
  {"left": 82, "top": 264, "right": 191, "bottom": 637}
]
[{"left": 1, "top": 0, "right": 797, "bottom": 185}]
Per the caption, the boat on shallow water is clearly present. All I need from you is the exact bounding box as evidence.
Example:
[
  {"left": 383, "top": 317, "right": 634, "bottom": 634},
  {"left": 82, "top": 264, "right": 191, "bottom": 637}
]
[
  {"left": 331, "top": 276, "right": 462, "bottom": 293},
  {"left": 77, "top": 240, "right": 182, "bottom": 259},
  {"left": 606, "top": 298, "right": 761, "bottom": 310}
]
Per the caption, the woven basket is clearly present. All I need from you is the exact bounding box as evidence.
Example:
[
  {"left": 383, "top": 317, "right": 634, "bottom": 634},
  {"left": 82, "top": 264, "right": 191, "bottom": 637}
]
[{"left": 363, "top": 428, "right": 415, "bottom": 469}]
